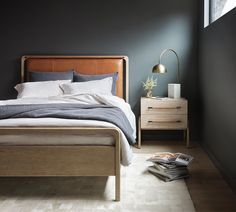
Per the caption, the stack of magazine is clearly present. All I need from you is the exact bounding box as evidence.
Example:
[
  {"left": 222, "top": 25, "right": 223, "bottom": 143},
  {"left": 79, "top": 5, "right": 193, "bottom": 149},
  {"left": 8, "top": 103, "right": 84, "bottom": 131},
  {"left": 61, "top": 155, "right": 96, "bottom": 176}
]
[{"left": 147, "top": 152, "right": 194, "bottom": 182}]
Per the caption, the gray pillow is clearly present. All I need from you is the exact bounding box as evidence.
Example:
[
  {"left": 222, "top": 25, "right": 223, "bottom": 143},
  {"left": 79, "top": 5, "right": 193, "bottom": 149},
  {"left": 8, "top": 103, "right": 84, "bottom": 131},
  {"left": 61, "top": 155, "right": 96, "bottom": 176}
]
[
  {"left": 28, "top": 70, "right": 74, "bottom": 82},
  {"left": 73, "top": 72, "right": 118, "bottom": 95}
]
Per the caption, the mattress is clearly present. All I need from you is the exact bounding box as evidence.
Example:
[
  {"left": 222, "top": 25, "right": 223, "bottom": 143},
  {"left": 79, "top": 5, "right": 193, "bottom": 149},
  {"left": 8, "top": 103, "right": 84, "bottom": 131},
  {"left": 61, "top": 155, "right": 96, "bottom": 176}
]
[
  {"left": 0, "top": 118, "right": 133, "bottom": 166},
  {"left": 0, "top": 94, "right": 136, "bottom": 166},
  {"left": 0, "top": 118, "right": 118, "bottom": 146},
  {"left": 0, "top": 119, "right": 115, "bottom": 146}
]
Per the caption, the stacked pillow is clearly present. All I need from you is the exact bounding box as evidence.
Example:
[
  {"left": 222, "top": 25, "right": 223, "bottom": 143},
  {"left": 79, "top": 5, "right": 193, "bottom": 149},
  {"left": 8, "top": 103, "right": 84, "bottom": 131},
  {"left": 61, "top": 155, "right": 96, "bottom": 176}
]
[
  {"left": 61, "top": 77, "right": 113, "bottom": 96},
  {"left": 28, "top": 70, "right": 74, "bottom": 82},
  {"left": 73, "top": 72, "right": 118, "bottom": 95},
  {"left": 15, "top": 80, "right": 71, "bottom": 98},
  {"left": 15, "top": 70, "right": 118, "bottom": 98}
]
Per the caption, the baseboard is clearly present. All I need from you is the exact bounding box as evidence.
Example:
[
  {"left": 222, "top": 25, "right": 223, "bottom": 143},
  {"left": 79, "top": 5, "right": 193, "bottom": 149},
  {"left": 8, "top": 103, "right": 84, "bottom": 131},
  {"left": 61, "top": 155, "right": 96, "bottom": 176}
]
[{"left": 200, "top": 142, "right": 236, "bottom": 194}]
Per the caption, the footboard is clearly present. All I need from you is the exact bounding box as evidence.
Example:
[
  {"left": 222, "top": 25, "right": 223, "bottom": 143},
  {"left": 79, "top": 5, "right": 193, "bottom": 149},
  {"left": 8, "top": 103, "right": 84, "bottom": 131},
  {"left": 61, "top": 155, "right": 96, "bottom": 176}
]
[{"left": 0, "top": 127, "right": 120, "bottom": 201}]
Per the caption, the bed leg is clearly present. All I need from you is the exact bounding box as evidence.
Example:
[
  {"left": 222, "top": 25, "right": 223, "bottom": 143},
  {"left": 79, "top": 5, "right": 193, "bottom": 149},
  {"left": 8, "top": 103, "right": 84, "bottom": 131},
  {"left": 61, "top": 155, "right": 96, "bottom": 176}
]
[
  {"left": 114, "top": 129, "right": 120, "bottom": 201},
  {"left": 115, "top": 173, "right": 120, "bottom": 201}
]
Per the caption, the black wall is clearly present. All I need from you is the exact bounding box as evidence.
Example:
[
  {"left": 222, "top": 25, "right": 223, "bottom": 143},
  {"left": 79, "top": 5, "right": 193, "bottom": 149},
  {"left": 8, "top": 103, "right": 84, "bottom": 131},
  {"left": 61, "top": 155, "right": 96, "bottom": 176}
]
[
  {"left": 199, "top": 6, "right": 236, "bottom": 188},
  {"left": 0, "top": 0, "right": 199, "bottom": 139}
]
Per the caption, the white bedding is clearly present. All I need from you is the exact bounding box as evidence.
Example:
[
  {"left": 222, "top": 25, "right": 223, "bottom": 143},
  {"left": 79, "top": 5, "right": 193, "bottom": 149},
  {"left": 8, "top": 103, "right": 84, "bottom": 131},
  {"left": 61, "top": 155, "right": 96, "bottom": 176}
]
[{"left": 0, "top": 94, "right": 136, "bottom": 166}]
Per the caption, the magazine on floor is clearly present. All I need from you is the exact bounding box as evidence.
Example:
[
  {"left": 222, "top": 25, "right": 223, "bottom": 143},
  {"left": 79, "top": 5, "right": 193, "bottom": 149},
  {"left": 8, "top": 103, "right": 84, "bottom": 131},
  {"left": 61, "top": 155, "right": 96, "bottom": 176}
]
[
  {"left": 148, "top": 166, "right": 190, "bottom": 182},
  {"left": 147, "top": 152, "right": 194, "bottom": 166},
  {"left": 147, "top": 152, "right": 194, "bottom": 182}
]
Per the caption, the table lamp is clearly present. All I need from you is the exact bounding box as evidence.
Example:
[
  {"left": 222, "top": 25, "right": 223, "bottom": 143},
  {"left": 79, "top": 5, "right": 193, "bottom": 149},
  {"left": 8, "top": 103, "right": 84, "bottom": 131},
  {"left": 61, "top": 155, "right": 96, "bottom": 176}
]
[{"left": 152, "top": 49, "right": 181, "bottom": 98}]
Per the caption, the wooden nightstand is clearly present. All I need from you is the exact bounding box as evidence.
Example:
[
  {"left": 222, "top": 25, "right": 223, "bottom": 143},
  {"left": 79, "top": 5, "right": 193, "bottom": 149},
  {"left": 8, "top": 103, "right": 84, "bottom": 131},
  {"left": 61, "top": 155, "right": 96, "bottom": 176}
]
[{"left": 138, "top": 97, "right": 189, "bottom": 148}]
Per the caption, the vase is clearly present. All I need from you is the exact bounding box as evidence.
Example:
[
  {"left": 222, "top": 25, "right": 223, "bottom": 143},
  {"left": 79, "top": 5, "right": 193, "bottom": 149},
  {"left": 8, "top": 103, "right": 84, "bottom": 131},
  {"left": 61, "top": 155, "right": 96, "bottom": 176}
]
[
  {"left": 146, "top": 89, "right": 153, "bottom": 98},
  {"left": 168, "top": 83, "right": 181, "bottom": 99}
]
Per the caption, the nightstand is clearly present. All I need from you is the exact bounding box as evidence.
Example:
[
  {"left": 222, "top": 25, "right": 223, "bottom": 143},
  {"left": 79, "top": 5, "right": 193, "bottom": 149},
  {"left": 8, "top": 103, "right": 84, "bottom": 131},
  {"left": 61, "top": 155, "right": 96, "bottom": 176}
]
[{"left": 138, "top": 97, "right": 189, "bottom": 148}]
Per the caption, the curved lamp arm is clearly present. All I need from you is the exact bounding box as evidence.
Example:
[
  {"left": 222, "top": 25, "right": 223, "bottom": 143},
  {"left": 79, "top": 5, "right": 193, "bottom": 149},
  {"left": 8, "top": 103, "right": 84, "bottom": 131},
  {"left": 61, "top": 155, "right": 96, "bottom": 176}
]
[{"left": 159, "top": 49, "right": 180, "bottom": 83}]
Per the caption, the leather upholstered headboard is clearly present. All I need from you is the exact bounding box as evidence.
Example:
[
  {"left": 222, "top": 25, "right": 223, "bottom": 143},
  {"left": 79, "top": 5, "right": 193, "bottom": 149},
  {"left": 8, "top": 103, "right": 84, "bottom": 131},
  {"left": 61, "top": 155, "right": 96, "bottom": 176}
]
[{"left": 21, "top": 56, "right": 129, "bottom": 101}]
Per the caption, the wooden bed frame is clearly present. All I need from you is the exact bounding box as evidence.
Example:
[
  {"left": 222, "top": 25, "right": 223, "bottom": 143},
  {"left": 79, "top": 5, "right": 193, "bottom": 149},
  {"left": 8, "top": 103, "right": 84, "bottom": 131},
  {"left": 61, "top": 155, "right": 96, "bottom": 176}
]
[{"left": 0, "top": 55, "right": 129, "bottom": 201}]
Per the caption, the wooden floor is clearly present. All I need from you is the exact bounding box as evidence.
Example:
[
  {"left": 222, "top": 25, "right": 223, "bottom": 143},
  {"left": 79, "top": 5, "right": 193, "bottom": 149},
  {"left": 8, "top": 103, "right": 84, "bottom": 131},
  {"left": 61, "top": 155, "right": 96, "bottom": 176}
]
[{"left": 133, "top": 140, "right": 236, "bottom": 212}]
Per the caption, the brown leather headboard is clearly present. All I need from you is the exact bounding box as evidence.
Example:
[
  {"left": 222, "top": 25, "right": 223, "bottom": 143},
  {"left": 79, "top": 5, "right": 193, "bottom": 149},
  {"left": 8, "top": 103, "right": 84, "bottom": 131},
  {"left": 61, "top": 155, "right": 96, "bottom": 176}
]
[{"left": 21, "top": 56, "right": 129, "bottom": 101}]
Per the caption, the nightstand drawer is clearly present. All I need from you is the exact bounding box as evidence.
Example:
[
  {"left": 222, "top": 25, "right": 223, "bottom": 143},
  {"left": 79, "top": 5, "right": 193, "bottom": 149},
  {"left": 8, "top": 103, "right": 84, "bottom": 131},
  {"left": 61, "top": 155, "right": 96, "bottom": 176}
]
[
  {"left": 141, "top": 115, "right": 187, "bottom": 129},
  {"left": 141, "top": 98, "right": 187, "bottom": 115}
]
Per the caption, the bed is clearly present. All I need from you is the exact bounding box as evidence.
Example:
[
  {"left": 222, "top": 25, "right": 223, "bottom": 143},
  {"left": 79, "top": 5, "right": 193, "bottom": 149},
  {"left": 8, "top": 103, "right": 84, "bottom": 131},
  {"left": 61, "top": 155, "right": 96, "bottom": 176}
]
[{"left": 0, "top": 55, "right": 134, "bottom": 201}]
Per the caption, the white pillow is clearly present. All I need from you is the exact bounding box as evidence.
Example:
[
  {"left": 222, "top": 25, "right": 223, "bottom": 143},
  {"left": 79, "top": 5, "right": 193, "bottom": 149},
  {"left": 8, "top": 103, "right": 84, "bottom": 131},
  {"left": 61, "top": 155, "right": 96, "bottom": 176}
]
[
  {"left": 15, "top": 80, "right": 71, "bottom": 98},
  {"left": 60, "top": 77, "right": 113, "bottom": 96}
]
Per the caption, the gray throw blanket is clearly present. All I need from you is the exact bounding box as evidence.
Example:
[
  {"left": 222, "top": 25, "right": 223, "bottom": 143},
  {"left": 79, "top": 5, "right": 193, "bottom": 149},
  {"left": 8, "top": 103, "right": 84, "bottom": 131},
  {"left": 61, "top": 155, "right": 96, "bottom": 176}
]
[{"left": 0, "top": 104, "right": 135, "bottom": 145}]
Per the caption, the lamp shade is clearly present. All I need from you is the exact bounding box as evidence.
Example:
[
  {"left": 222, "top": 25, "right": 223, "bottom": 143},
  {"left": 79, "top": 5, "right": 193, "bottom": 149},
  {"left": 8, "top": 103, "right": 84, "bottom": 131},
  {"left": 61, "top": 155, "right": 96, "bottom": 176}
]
[
  {"left": 152, "top": 49, "right": 180, "bottom": 82},
  {"left": 152, "top": 64, "right": 167, "bottom": 74}
]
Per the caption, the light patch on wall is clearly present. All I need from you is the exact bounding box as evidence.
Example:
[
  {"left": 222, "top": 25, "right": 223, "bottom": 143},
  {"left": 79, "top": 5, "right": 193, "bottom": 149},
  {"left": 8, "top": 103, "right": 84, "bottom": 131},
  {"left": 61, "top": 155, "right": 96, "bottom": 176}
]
[
  {"left": 128, "top": 15, "right": 192, "bottom": 104},
  {"left": 148, "top": 16, "right": 191, "bottom": 96}
]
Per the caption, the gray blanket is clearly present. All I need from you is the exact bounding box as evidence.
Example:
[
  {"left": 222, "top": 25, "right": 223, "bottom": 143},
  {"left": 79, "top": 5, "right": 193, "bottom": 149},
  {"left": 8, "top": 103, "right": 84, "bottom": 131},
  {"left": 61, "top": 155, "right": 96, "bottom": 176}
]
[{"left": 0, "top": 104, "right": 135, "bottom": 145}]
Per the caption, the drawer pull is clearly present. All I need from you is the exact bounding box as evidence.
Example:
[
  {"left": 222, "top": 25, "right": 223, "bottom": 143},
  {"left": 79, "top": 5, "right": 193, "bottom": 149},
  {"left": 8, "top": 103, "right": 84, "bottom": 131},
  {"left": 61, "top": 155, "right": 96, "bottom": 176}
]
[
  {"left": 148, "top": 120, "right": 181, "bottom": 124},
  {"left": 148, "top": 106, "right": 181, "bottom": 110}
]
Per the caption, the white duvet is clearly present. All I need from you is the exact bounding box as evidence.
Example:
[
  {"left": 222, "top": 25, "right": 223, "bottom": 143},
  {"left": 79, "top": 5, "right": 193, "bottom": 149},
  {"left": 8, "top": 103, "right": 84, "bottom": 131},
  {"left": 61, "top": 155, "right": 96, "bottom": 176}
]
[{"left": 0, "top": 94, "right": 136, "bottom": 166}]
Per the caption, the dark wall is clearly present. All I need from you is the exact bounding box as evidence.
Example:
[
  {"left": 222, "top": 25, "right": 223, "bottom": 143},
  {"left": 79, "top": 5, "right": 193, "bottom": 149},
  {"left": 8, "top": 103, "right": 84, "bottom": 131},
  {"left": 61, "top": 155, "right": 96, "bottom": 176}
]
[
  {"left": 0, "top": 0, "right": 199, "bottom": 139},
  {"left": 199, "top": 6, "right": 236, "bottom": 188}
]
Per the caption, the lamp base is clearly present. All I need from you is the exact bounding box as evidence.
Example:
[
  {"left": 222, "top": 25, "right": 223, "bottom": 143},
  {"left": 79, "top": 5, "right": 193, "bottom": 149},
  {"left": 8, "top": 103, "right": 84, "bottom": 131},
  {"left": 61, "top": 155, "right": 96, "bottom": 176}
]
[{"left": 168, "top": 83, "right": 181, "bottom": 99}]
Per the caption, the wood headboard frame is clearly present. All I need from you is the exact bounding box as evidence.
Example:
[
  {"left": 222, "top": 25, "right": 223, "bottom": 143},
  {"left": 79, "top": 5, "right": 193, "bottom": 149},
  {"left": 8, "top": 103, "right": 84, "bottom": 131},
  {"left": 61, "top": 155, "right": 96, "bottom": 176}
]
[{"left": 21, "top": 55, "right": 129, "bottom": 102}]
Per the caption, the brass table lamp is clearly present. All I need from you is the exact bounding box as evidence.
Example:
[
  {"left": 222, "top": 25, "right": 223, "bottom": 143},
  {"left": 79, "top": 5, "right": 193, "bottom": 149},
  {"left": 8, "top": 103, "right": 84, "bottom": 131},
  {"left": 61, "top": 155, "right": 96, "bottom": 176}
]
[{"left": 152, "top": 49, "right": 181, "bottom": 98}]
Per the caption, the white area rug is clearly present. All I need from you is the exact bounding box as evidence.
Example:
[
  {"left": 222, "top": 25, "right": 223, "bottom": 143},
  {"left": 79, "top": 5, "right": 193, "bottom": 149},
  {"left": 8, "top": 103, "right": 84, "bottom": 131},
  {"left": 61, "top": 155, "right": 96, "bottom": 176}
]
[{"left": 0, "top": 154, "right": 195, "bottom": 212}]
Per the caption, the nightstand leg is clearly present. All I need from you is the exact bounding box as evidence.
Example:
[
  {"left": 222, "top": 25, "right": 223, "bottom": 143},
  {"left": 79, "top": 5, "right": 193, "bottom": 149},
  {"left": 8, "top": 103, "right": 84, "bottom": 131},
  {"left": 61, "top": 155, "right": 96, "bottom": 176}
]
[
  {"left": 138, "top": 117, "right": 141, "bottom": 149},
  {"left": 184, "top": 130, "right": 186, "bottom": 144},
  {"left": 186, "top": 127, "right": 190, "bottom": 148}
]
